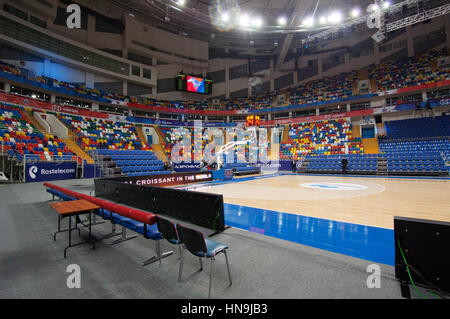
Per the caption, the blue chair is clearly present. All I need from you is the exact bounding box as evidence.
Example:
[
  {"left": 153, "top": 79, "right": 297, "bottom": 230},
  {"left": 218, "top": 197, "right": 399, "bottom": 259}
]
[
  {"left": 155, "top": 215, "right": 182, "bottom": 266},
  {"left": 176, "top": 223, "right": 232, "bottom": 298}
]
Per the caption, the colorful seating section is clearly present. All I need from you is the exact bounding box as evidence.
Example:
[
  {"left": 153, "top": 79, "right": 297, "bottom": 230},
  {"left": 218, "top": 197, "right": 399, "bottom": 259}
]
[
  {"left": 58, "top": 114, "right": 151, "bottom": 152},
  {"left": 140, "top": 98, "right": 209, "bottom": 110},
  {"left": 0, "top": 103, "right": 75, "bottom": 161},
  {"left": 288, "top": 72, "right": 357, "bottom": 107},
  {"left": 306, "top": 154, "right": 378, "bottom": 173},
  {"left": 223, "top": 92, "right": 277, "bottom": 111},
  {"left": 0, "top": 61, "right": 21, "bottom": 76},
  {"left": 280, "top": 119, "right": 364, "bottom": 159},
  {"left": 1, "top": 49, "right": 448, "bottom": 114},
  {"left": 383, "top": 115, "right": 450, "bottom": 139},
  {"left": 160, "top": 126, "right": 212, "bottom": 162},
  {"left": 284, "top": 114, "right": 449, "bottom": 175},
  {"left": 40, "top": 76, "right": 126, "bottom": 102},
  {"left": 94, "top": 150, "right": 170, "bottom": 176},
  {"left": 369, "top": 49, "right": 450, "bottom": 91}
]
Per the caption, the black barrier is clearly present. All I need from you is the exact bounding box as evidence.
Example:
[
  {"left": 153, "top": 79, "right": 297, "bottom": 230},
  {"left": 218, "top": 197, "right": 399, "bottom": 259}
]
[
  {"left": 94, "top": 176, "right": 225, "bottom": 234},
  {"left": 394, "top": 216, "right": 450, "bottom": 298},
  {"left": 109, "top": 171, "right": 213, "bottom": 187}
]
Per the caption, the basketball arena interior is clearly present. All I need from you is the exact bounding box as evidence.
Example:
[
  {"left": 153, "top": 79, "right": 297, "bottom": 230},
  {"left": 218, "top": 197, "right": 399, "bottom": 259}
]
[{"left": 0, "top": 0, "right": 449, "bottom": 303}]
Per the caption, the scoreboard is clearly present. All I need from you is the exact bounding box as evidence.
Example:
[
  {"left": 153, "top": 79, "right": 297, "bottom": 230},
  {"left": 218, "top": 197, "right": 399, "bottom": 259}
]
[
  {"left": 176, "top": 74, "right": 213, "bottom": 95},
  {"left": 246, "top": 115, "right": 260, "bottom": 127}
]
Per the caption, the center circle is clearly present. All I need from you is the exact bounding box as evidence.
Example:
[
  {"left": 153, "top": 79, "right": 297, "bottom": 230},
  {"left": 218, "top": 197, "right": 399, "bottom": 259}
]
[{"left": 300, "top": 182, "right": 369, "bottom": 191}]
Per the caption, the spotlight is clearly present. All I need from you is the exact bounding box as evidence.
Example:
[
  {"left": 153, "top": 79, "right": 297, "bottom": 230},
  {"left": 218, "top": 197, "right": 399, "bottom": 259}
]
[
  {"left": 319, "top": 16, "right": 327, "bottom": 24},
  {"left": 221, "top": 12, "right": 230, "bottom": 22},
  {"left": 303, "top": 17, "right": 315, "bottom": 27},
  {"left": 351, "top": 8, "right": 361, "bottom": 17},
  {"left": 239, "top": 14, "right": 250, "bottom": 27},
  {"left": 177, "top": 0, "right": 185, "bottom": 6},
  {"left": 278, "top": 16, "right": 287, "bottom": 26},
  {"left": 383, "top": 1, "right": 390, "bottom": 9},
  {"left": 368, "top": 4, "right": 379, "bottom": 12},
  {"left": 252, "top": 17, "right": 263, "bottom": 28},
  {"left": 328, "top": 12, "right": 342, "bottom": 24}
]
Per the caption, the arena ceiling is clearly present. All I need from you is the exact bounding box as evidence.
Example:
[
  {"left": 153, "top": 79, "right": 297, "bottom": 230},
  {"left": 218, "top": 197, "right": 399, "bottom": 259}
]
[
  {"left": 106, "top": 0, "right": 371, "bottom": 48},
  {"left": 104, "top": 0, "right": 445, "bottom": 58}
]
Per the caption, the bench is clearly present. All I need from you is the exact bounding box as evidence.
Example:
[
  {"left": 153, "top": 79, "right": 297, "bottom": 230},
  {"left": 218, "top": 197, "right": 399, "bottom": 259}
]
[{"left": 43, "top": 182, "right": 172, "bottom": 265}]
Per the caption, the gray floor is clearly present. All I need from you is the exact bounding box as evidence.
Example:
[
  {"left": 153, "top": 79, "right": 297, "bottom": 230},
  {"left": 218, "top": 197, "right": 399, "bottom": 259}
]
[{"left": 0, "top": 179, "right": 405, "bottom": 299}]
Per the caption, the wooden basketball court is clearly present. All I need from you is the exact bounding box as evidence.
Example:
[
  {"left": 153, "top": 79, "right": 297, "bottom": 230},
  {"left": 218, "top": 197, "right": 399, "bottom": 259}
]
[{"left": 186, "top": 174, "right": 450, "bottom": 229}]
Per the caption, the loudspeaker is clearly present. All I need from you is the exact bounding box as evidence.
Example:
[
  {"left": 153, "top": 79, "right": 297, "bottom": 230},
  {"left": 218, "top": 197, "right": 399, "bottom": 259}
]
[{"left": 371, "top": 31, "right": 386, "bottom": 43}]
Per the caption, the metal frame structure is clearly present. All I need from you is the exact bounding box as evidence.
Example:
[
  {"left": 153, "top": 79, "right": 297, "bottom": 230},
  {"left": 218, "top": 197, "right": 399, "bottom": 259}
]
[
  {"left": 385, "top": 3, "right": 450, "bottom": 33},
  {"left": 302, "top": 0, "right": 449, "bottom": 44}
]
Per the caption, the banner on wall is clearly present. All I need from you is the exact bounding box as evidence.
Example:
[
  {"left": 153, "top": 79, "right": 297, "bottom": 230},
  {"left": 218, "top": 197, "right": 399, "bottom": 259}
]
[
  {"left": 0, "top": 93, "right": 108, "bottom": 118},
  {"left": 172, "top": 162, "right": 201, "bottom": 172},
  {"left": 108, "top": 114, "right": 127, "bottom": 122},
  {"left": 109, "top": 100, "right": 128, "bottom": 106},
  {"left": 251, "top": 161, "right": 293, "bottom": 171},
  {"left": 127, "top": 116, "right": 237, "bottom": 128},
  {"left": 25, "top": 161, "right": 77, "bottom": 183},
  {"left": 372, "top": 97, "right": 450, "bottom": 115},
  {"left": 261, "top": 109, "right": 374, "bottom": 126}
]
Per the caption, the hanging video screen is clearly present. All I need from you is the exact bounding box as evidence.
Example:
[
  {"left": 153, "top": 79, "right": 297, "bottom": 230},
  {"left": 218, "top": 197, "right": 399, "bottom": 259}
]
[{"left": 176, "top": 74, "right": 212, "bottom": 95}]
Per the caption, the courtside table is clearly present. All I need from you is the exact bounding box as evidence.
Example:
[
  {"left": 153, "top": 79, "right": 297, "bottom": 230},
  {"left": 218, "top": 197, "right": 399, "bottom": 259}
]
[{"left": 51, "top": 200, "right": 100, "bottom": 258}]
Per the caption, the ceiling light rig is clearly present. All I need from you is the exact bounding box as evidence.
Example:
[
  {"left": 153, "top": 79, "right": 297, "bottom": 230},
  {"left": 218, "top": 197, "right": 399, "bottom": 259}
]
[
  {"left": 301, "top": 0, "right": 450, "bottom": 45},
  {"left": 278, "top": 16, "right": 287, "bottom": 26},
  {"left": 147, "top": 0, "right": 448, "bottom": 47},
  {"left": 351, "top": 7, "right": 361, "bottom": 18}
]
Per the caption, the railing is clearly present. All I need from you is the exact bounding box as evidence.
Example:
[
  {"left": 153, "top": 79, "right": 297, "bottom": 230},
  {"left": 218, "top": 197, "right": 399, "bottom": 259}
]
[
  {"left": 88, "top": 149, "right": 114, "bottom": 177},
  {"left": 0, "top": 140, "right": 7, "bottom": 182}
]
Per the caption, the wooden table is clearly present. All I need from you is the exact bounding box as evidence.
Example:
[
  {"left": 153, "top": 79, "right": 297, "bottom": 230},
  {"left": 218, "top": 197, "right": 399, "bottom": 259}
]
[{"left": 51, "top": 200, "right": 100, "bottom": 258}]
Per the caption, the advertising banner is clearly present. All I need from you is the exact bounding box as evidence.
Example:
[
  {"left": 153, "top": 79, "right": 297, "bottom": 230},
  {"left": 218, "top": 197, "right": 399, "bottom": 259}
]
[
  {"left": 0, "top": 93, "right": 108, "bottom": 119},
  {"left": 251, "top": 161, "right": 293, "bottom": 171},
  {"left": 172, "top": 162, "right": 201, "bottom": 172},
  {"left": 127, "top": 116, "right": 237, "bottom": 128},
  {"left": 120, "top": 171, "right": 213, "bottom": 186},
  {"left": 25, "top": 161, "right": 77, "bottom": 183},
  {"left": 212, "top": 169, "right": 233, "bottom": 180},
  {"left": 260, "top": 109, "right": 374, "bottom": 127}
]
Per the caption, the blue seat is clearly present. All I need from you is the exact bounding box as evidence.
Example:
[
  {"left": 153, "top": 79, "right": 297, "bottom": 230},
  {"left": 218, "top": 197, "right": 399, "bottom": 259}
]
[{"left": 176, "top": 223, "right": 231, "bottom": 298}]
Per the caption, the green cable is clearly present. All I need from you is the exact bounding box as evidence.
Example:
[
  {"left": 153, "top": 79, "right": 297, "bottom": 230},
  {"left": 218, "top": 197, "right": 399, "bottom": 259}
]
[{"left": 397, "top": 240, "right": 439, "bottom": 299}]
